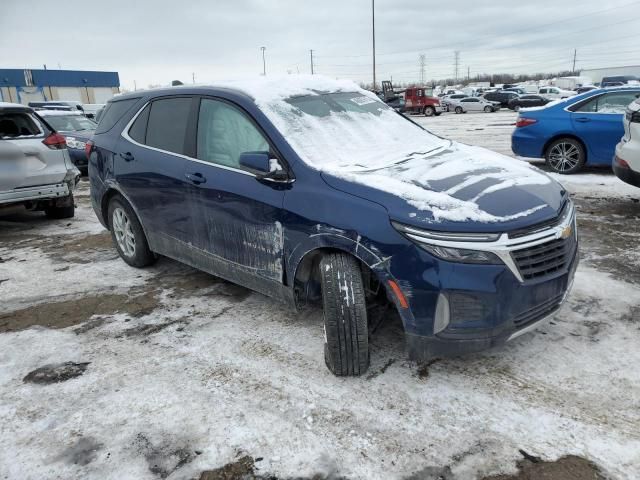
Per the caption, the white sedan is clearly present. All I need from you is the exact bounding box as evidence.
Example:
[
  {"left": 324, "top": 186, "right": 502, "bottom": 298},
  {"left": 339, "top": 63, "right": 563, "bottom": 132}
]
[{"left": 449, "top": 97, "right": 500, "bottom": 114}]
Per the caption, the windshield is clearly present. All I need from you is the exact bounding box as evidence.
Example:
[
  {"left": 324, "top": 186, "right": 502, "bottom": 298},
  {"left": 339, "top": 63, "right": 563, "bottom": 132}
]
[
  {"left": 44, "top": 115, "right": 97, "bottom": 132},
  {"left": 268, "top": 92, "right": 446, "bottom": 171}
]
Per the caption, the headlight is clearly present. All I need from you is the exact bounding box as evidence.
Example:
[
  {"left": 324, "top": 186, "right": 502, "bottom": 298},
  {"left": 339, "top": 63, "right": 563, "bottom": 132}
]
[
  {"left": 392, "top": 221, "right": 502, "bottom": 265},
  {"left": 65, "top": 137, "right": 86, "bottom": 150},
  {"left": 420, "top": 245, "right": 501, "bottom": 264}
]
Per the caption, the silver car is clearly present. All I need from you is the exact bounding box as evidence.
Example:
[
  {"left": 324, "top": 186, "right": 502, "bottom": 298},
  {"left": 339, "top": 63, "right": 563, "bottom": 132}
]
[
  {"left": 449, "top": 97, "right": 500, "bottom": 114},
  {"left": 0, "top": 102, "right": 79, "bottom": 218}
]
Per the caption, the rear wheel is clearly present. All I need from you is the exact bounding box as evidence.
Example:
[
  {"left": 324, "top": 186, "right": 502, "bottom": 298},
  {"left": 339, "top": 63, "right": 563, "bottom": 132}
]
[
  {"left": 108, "top": 196, "right": 156, "bottom": 267},
  {"left": 320, "top": 253, "right": 369, "bottom": 376},
  {"left": 45, "top": 193, "right": 75, "bottom": 219},
  {"left": 424, "top": 106, "right": 435, "bottom": 117},
  {"left": 545, "top": 138, "right": 586, "bottom": 174},
  {"left": 455, "top": 106, "right": 463, "bottom": 114}
]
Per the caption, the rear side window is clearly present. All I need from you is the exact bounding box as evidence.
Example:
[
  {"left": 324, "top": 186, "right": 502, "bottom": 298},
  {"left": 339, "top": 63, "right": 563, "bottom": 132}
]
[
  {"left": 0, "top": 112, "right": 43, "bottom": 139},
  {"left": 95, "top": 98, "right": 140, "bottom": 134},
  {"left": 145, "top": 97, "right": 192, "bottom": 155},
  {"left": 128, "top": 104, "right": 151, "bottom": 144},
  {"left": 574, "top": 92, "right": 640, "bottom": 113}
]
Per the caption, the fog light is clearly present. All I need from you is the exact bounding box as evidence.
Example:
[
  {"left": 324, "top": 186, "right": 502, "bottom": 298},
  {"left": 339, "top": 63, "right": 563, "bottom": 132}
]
[{"left": 434, "top": 293, "right": 450, "bottom": 334}]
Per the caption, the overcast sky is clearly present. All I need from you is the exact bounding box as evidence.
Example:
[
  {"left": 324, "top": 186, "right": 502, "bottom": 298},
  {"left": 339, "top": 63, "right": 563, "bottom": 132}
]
[{"left": 1, "top": 0, "right": 639, "bottom": 90}]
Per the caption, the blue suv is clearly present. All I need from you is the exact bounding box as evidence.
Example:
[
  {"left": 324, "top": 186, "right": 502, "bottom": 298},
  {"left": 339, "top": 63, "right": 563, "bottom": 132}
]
[
  {"left": 88, "top": 77, "right": 578, "bottom": 376},
  {"left": 512, "top": 87, "right": 640, "bottom": 174}
]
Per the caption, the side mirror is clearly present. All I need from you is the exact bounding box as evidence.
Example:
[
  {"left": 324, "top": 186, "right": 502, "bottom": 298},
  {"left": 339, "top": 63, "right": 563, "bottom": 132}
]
[{"left": 239, "top": 151, "right": 270, "bottom": 173}]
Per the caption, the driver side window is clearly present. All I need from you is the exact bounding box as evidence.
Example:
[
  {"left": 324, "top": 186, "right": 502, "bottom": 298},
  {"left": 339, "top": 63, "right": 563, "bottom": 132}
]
[{"left": 197, "top": 99, "right": 270, "bottom": 170}]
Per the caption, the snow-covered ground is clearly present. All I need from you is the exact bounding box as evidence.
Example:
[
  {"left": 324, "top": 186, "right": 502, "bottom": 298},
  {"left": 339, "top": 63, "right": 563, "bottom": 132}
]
[{"left": 1, "top": 111, "right": 639, "bottom": 480}]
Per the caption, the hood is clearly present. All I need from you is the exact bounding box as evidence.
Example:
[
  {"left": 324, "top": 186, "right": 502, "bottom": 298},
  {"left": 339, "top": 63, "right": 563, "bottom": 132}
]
[{"left": 320, "top": 141, "right": 566, "bottom": 233}]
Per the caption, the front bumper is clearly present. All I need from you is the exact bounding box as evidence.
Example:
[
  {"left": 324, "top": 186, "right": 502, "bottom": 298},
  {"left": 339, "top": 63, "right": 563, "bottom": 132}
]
[{"left": 404, "top": 249, "right": 578, "bottom": 360}]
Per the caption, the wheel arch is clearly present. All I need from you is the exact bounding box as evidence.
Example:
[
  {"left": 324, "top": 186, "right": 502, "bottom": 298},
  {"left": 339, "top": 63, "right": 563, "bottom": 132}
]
[
  {"left": 101, "top": 186, "right": 150, "bottom": 239},
  {"left": 290, "top": 237, "right": 395, "bottom": 309}
]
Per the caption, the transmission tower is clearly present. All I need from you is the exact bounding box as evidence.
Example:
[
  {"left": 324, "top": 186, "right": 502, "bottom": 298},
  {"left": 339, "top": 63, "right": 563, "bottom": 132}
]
[
  {"left": 454, "top": 51, "right": 460, "bottom": 83},
  {"left": 419, "top": 54, "right": 426, "bottom": 85}
]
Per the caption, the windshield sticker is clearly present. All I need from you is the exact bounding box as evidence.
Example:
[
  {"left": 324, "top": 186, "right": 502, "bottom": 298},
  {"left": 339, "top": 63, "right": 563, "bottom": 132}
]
[{"left": 350, "top": 96, "right": 377, "bottom": 106}]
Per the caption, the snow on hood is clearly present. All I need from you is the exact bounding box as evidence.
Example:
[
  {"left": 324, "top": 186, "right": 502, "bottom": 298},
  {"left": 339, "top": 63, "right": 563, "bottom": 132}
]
[{"left": 218, "top": 75, "right": 556, "bottom": 223}]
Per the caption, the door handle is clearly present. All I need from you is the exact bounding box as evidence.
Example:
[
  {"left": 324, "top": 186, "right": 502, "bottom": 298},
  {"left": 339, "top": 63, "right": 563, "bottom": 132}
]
[
  {"left": 575, "top": 117, "right": 591, "bottom": 123},
  {"left": 119, "top": 152, "right": 135, "bottom": 162},
  {"left": 185, "top": 172, "right": 206, "bottom": 185}
]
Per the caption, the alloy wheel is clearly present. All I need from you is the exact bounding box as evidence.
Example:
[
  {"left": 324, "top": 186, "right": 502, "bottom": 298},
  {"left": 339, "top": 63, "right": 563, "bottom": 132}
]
[
  {"left": 112, "top": 207, "right": 136, "bottom": 257},
  {"left": 548, "top": 142, "right": 581, "bottom": 172}
]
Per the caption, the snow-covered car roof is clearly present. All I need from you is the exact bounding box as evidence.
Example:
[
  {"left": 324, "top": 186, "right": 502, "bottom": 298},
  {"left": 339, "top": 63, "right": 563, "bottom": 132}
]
[
  {"left": 0, "top": 102, "right": 30, "bottom": 109},
  {"left": 36, "top": 110, "right": 84, "bottom": 117}
]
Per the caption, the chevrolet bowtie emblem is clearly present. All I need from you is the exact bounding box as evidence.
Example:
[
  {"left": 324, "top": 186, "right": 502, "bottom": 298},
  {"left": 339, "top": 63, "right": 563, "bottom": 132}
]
[{"left": 560, "top": 225, "right": 573, "bottom": 239}]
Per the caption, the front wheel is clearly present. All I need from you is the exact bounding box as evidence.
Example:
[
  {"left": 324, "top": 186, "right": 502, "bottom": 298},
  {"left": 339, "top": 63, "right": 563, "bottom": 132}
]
[
  {"left": 320, "top": 253, "right": 369, "bottom": 376},
  {"left": 484, "top": 106, "right": 493, "bottom": 113},
  {"left": 108, "top": 196, "right": 156, "bottom": 267},
  {"left": 514, "top": 105, "right": 521, "bottom": 112},
  {"left": 545, "top": 138, "right": 586, "bottom": 174},
  {"left": 455, "top": 106, "right": 463, "bottom": 114},
  {"left": 424, "top": 106, "right": 435, "bottom": 117}
]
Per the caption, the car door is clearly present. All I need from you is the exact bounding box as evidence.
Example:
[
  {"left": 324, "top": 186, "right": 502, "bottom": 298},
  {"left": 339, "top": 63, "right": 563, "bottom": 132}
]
[
  {"left": 464, "top": 98, "right": 482, "bottom": 111},
  {"left": 570, "top": 91, "right": 640, "bottom": 164},
  {"left": 182, "top": 96, "right": 288, "bottom": 291},
  {"left": 115, "top": 96, "right": 197, "bottom": 248}
]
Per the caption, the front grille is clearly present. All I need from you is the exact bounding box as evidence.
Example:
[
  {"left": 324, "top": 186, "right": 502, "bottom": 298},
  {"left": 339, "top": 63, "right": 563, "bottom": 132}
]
[
  {"left": 512, "top": 233, "right": 576, "bottom": 281},
  {"left": 513, "top": 292, "right": 564, "bottom": 327},
  {"left": 508, "top": 199, "right": 568, "bottom": 239}
]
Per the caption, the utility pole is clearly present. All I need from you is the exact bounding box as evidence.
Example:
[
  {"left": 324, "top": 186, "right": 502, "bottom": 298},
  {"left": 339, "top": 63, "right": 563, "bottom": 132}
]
[
  {"left": 467, "top": 66, "right": 470, "bottom": 81},
  {"left": 310, "top": 49, "right": 314, "bottom": 74},
  {"left": 372, "top": 0, "right": 376, "bottom": 90},
  {"left": 419, "top": 54, "right": 426, "bottom": 85},
  {"left": 261, "top": 47, "right": 266, "bottom": 75},
  {"left": 572, "top": 49, "right": 577, "bottom": 74},
  {"left": 192, "top": 72, "right": 195, "bottom": 84},
  {"left": 134, "top": 80, "right": 137, "bottom": 91},
  {"left": 454, "top": 51, "right": 460, "bottom": 83}
]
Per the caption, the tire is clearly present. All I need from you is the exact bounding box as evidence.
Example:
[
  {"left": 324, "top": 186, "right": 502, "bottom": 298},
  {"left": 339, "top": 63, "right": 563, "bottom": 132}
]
[
  {"left": 544, "top": 137, "right": 586, "bottom": 174},
  {"left": 484, "top": 106, "right": 492, "bottom": 113},
  {"left": 319, "top": 253, "right": 369, "bottom": 376},
  {"left": 107, "top": 195, "right": 156, "bottom": 268},
  {"left": 424, "top": 106, "right": 435, "bottom": 117},
  {"left": 434, "top": 112, "right": 442, "bottom": 116},
  {"left": 45, "top": 193, "right": 75, "bottom": 219},
  {"left": 514, "top": 105, "right": 521, "bottom": 112},
  {"left": 455, "top": 106, "right": 463, "bottom": 114}
]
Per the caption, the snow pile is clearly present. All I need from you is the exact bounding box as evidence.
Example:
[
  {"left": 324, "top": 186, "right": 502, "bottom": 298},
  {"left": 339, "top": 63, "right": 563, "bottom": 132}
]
[{"left": 216, "top": 75, "right": 554, "bottom": 223}]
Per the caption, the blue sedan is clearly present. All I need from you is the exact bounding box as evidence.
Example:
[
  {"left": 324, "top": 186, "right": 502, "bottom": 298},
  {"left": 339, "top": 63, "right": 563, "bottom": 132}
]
[{"left": 512, "top": 87, "right": 640, "bottom": 174}]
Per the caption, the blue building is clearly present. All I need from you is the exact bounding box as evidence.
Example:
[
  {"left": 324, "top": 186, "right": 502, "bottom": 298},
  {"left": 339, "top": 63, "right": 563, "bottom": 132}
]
[{"left": 0, "top": 69, "right": 120, "bottom": 105}]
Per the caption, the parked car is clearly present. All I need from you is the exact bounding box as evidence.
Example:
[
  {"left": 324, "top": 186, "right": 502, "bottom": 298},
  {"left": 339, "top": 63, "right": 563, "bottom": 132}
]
[
  {"left": 89, "top": 78, "right": 578, "bottom": 376},
  {"left": 441, "top": 93, "right": 467, "bottom": 110},
  {"left": 574, "top": 86, "right": 597, "bottom": 94},
  {"left": 483, "top": 91, "right": 520, "bottom": 108},
  {"left": 38, "top": 110, "right": 97, "bottom": 174},
  {"left": 508, "top": 95, "right": 551, "bottom": 111},
  {"left": 29, "top": 101, "right": 84, "bottom": 113},
  {"left": 502, "top": 87, "right": 526, "bottom": 95},
  {"left": 404, "top": 87, "right": 445, "bottom": 116},
  {"left": 613, "top": 97, "right": 640, "bottom": 187},
  {"left": 538, "top": 87, "right": 576, "bottom": 100},
  {"left": 512, "top": 87, "right": 640, "bottom": 173},
  {"left": 82, "top": 103, "right": 106, "bottom": 119},
  {"left": 602, "top": 75, "right": 638, "bottom": 87},
  {"left": 449, "top": 97, "right": 500, "bottom": 113},
  {"left": 0, "top": 102, "right": 79, "bottom": 218}
]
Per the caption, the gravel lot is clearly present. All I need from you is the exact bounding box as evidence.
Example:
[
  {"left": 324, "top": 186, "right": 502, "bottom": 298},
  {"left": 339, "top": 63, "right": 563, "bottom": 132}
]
[{"left": 1, "top": 109, "right": 639, "bottom": 480}]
